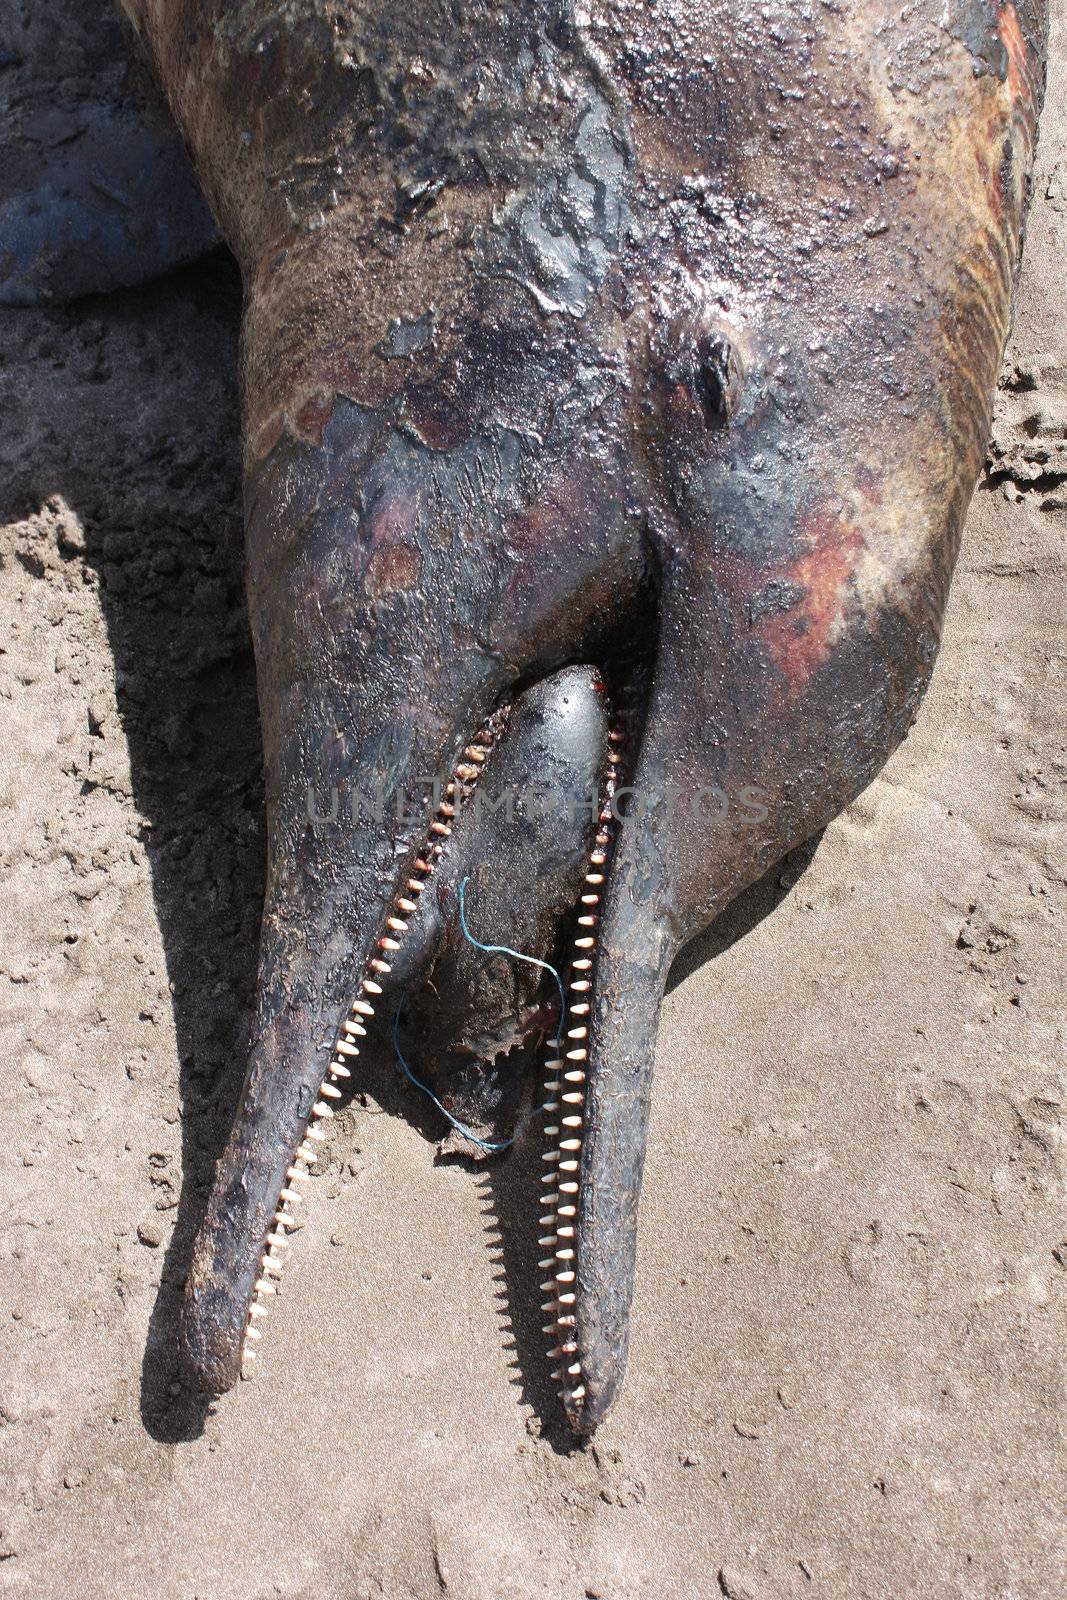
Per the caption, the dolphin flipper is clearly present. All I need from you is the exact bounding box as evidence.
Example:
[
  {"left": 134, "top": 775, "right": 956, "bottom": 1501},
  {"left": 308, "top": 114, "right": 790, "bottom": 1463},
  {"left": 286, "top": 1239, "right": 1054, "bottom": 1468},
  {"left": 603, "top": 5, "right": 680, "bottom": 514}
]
[{"left": 0, "top": 0, "right": 217, "bottom": 305}]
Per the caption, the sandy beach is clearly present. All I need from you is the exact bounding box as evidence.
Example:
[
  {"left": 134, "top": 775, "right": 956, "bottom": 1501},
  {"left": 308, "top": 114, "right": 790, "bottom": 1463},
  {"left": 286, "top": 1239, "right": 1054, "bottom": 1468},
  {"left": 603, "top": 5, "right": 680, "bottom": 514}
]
[{"left": 0, "top": 9, "right": 1064, "bottom": 1598}]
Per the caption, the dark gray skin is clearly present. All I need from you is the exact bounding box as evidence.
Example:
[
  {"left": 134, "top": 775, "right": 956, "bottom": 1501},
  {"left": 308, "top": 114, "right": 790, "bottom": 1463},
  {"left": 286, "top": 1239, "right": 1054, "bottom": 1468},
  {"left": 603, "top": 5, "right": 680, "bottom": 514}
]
[
  {"left": 0, "top": 0, "right": 217, "bottom": 304},
  {"left": 111, "top": 0, "right": 1047, "bottom": 1432}
]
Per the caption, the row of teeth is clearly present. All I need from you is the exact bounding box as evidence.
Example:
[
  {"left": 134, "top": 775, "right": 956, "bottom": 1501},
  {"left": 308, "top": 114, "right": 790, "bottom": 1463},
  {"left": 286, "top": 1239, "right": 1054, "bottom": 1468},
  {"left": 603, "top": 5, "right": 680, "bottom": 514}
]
[
  {"left": 240, "top": 731, "right": 498, "bottom": 1374},
  {"left": 540, "top": 727, "right": 623, "bottom": 1420}
]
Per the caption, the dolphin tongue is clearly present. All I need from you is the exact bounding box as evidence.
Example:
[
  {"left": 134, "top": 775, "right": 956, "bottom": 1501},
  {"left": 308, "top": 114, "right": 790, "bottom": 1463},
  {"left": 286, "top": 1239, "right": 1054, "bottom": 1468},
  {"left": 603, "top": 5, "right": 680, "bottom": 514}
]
[{"left": 393, "top": 667, "right": 609, "bottom": 1153}]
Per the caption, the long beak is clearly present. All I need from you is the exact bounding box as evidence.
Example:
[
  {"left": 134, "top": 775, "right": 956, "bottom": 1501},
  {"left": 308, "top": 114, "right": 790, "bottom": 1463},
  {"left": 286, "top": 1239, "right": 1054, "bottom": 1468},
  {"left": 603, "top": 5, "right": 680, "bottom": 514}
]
[
  {"left": 179, "top": 702, "right": 500, "bottom": 1390},
  {"left": 539, "top": 720, "right": 677, "bottom": 1432}
]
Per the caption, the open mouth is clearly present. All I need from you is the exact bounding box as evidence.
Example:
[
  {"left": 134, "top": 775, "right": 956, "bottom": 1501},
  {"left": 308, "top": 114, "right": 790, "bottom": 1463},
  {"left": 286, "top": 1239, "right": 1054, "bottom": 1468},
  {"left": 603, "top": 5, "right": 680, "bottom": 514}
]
[{"left": 219, "top": 663, "right": 637, "bottom": 1434}]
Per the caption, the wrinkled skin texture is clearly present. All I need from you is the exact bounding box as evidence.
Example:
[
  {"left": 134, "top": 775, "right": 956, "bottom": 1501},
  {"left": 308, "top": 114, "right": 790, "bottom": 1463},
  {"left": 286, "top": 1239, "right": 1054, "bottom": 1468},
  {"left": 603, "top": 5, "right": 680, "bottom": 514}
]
[{"left": 119, "top": 0, "right": 1047, "bottom": 1429}]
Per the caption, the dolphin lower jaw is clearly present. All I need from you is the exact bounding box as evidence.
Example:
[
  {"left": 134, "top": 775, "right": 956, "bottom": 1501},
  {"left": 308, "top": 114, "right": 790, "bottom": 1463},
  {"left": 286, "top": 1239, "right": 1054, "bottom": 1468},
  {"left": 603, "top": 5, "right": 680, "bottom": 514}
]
[{"left": 235, "top": 722, "right": 507, "bottom": 1382}]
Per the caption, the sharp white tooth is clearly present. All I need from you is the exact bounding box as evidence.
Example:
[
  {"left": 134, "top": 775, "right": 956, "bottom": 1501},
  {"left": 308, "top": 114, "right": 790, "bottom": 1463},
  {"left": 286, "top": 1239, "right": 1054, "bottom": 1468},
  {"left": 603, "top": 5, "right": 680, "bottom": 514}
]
[
  {"left": 542, "top": 1153, "right": 560, "bottom": 1164},
  {"left": 465, "top": 745, "right": 487, "bottom": 762},
  {"left": 370, "top": 958, "right": 392, "bottom": 974},
  {"left": 312, "top": 1102, "right": 334, "bottom": 1119},
  {"left": 544, "top": 1058, "right": 563, "bottom": 1069},
  {"left": 397, "top": 897, "right": 418, "bottom": 914},
  {"left": 544, "top": 1125, "right": 559, "bottom": 1137},
  {"left": 555, "top": 1248, "right": 575, "bottom": 1261},
  {"left": 580, "top": 894, "right": 599, "bottom": 906},
  {"left": 558, "top": 1292, "right": 576, "bottom": 1306},
  {"left": 249, "top": 1304, "right": 269, "bottom": 1320},
  {"left": 557, "top": 1204, "right": 576, "bottom": 1218},
  {"left": 456, "top": 764, "right": 478, "bottom": 781},
  {"left": 413, "top": 858, "right": 433, "bottom": 873},
  {"left": 538, "top": 1236, "right": 557, "bottom": 1247},
  {"left": 567, "top": 1362, "right": 582, "bottom": 1376},
  {"left": 543, "top": 1101, "right": 559, "bottom": 1113},
  {"left": 379, "top": 937, "right": 401, "bottom": 952},
  {"left": 556, "top": 1272, "right": 576, "bottom": 1285},
  {"left": 255, "top": 1279, "right": 276, "bottom": 1295},
  {"left": 335, "top": 1041, "right": 359, "bottom": 1059},
  {"left": 547, "top": 1346, "right": 564, "bottom": 1359},
  {"left": 363, "top": 979, "right": 383, "bottom": 995},
  {"left": 559, "top": 1181, "right": 578, "bottom": 1195},
  {"left": 545, "top": 1081, "right": 561, "bottom": 1094},
  {"left": 557, "top": 1225, "right": 575, "bottom": 1239},
  {"left": 431, "top": 821, "right": 451, "bottom": 836},
  {"left": 567, "top": 1385, "right": 586, "bottom": 1401},
  {"left": 566, "top": 1049, "right": 588, "bottom": 1062},
  {"left": 541, "top": 1301, "right": 558, "bottom": 1313},
  {"left": 567, "top": 1026, "right": 588, "bottom": 1040},
  {"left": 267, "top": 1232, "right": 289, "bottom": 1248},
  {"left": 575, "top": 937, "right": 596, "bottom": 950},
  {"left": 560, "top": 1158, "right": 579, "bottom": 1172},
  {"left": 297, "top": 1142, "right": 320, "bottom": 1161},
  {"left": 590, "top": 851, "right": 607, "bottom": 865},
  {"left": 562, "top": 1092, "right": 584, "bottom": 1105},
  {"left": 344, "top": 1022, "right": 367, "bottom": 1038},
  {"left": 578, "top": 916, "right": 596, "bottom": 928},
  {"left": 586, "top": 873, "right": 605, "bottom": 886},
  {"left": 573, "top": 960, "right": 592, "bottom": 971},
  {"left": 320, "top": 1087, "right": 343, "bottom": 1103},
  {"left": 246, "top": 1327, "right": 262, "bottom": 1341},
  {"left": 307, "top": 1126, "right": 327, "bottom": 1141},
  {"left": 386, "top": 917, "right": 408, "bottom": 933},
  {"left": 562, "top": 1116, "right": 582, "bottom": 1129},
  {"left": 571, "top": 1003, "right": 591, "bottom": 1016},
  {"left": 539, "top": 1214, "right": 558, "bottom": 1227},
  {"left": 564, "top": 1071, "right": 586, "bottom": 1084},
  {"left": 352, "top": 1000, "right": 374, "bottom": 1016},
  {"left": 330, "top": 1062, "right": 352, "bottom": 1079},
  {"left": 571, "top": 980, "right": 591, "bottom": 992},
  {"left": 286, "top": 1165, "right": 309, "bottom": 1180},
  {"left": 550, "top": 1368, "right": 561, "bottom": 1381},
  {"left": 279, "top": 1188, "right": 303, "bottom": 1203}
]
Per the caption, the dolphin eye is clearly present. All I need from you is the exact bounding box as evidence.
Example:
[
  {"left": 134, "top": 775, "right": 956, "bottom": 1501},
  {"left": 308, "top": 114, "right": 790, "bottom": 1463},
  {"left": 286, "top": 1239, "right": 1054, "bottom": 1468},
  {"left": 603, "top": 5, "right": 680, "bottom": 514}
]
[{"left": 695, "top": 332, "right": 743, "bottom": 428}]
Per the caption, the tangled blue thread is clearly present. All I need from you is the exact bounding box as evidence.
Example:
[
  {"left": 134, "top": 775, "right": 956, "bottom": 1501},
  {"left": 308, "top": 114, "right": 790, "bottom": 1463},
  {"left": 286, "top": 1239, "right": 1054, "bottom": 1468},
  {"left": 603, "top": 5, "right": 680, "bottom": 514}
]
[{"left": 392, "top": 876, "right": 565, "bottom": 1153}]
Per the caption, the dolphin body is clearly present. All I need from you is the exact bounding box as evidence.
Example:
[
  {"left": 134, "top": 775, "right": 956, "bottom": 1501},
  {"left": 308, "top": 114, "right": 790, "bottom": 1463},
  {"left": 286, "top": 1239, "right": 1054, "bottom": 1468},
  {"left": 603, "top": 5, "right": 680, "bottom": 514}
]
[{"left": 104, "top": 0, "right": 1049, "bottom": 1432}]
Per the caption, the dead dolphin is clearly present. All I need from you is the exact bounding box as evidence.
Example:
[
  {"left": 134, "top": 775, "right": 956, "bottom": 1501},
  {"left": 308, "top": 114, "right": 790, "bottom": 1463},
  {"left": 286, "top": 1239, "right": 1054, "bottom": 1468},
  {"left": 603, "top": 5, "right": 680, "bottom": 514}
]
[{"left": 105, "top": 0, "right": 1048, "bottom": 1432}]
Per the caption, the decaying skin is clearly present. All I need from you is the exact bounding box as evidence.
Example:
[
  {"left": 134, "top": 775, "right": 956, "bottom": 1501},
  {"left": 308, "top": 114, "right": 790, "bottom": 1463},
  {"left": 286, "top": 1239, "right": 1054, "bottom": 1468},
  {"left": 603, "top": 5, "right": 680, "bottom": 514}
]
[{"left": 118, "top": 0, "right": 1047, "bottom": 1431}]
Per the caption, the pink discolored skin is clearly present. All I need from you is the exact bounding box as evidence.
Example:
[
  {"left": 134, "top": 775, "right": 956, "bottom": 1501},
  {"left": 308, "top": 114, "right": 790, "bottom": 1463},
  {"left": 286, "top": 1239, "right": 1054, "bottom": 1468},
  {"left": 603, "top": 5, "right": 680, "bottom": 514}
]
[{"left": 120, "top": 0, "right": 1048, "bottom": 1430}]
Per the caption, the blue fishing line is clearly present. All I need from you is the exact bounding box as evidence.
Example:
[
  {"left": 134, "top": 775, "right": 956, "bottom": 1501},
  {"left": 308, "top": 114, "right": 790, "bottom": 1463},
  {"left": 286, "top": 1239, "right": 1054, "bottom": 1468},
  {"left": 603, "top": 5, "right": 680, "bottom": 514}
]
[
  {"left": 391, "top": 876, "right": 567, "bottom": 1153},
  {"left": 392, "top": 1000, "right": 514, "bottom": 1153},
  {"left": 457, "top": 877, "right": 566, "bottom": 1052}
]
